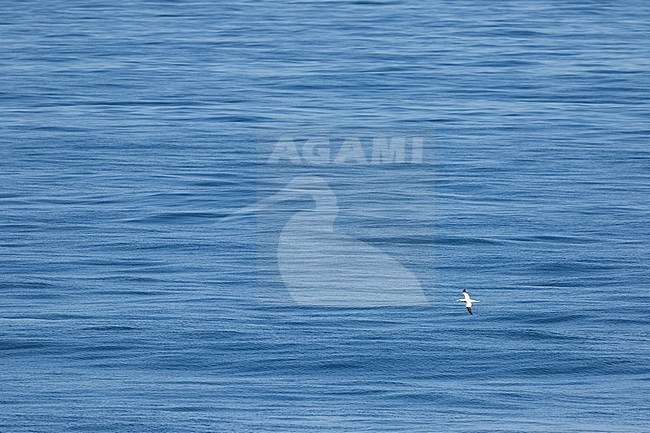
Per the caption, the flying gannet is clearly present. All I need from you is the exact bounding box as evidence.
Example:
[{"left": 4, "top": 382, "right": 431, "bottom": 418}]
[{"left": 457, "top": 289, "right": 479, "bottom": 315}]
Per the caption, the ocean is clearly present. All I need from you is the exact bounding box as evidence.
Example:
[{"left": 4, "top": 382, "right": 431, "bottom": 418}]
[{"left": 1, "top": 1, "right": 649, "bottom": 431}]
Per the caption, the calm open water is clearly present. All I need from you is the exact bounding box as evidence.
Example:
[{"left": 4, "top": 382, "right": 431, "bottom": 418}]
[{"left": 1, "top": 1, "right": 649, "bottom": 432}]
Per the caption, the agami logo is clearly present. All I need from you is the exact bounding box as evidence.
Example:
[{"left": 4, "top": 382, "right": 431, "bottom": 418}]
[{"left": 266, "top": 137, "right": 424, "bottom": 165}]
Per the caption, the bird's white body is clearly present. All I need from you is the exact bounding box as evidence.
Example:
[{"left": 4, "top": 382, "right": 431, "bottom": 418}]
[{"left": 457, "top": 289, "right": 479, "bottom": 314}]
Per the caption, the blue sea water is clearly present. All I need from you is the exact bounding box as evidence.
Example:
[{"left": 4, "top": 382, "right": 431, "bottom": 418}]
[{"left": 1, "top": 0, "right": 649, "bottom": 431}]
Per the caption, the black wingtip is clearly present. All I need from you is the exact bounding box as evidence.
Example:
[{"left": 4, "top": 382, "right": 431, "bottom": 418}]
[
  {"left": 467, "top": 307, "right": 473, "bottom": 315},
  {"left": 462, "top": 289, "right": 467, "bottom": 293}
]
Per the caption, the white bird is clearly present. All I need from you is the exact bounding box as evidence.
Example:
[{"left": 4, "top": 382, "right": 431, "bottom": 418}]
[
  {"left": 224, "top": 176, "right": 428, "bottom": 306},
  {"left": 457, "top": 289, "right": 479, "bottom": 315}
]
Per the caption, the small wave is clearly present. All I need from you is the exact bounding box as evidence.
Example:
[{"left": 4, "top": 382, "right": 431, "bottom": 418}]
[
  {"left": 506, "top": 235, "right": 599, "bottom": 244},
  {"left": 127, "top": 211, "right": 221, "bottom": 224},
  {"left": 82, "top": 325, "right": 137, "bottom": 331},
  {"left": 361, "top": 235, "right": 500, "bottom": 246},
  {"left": 533, "top": 261, "right": 618, "bottom": 273},
  {"left": 160, "top": 406, "right": 211, "bottom": 413},
  {"left": 523, "top": 313, "right": 589, "bottom": 324},
  {"left": 502, "top": 328, "right": 583, "bottom": 341},
  {"left": 0, "top": 340, "right": 49, "bottom": 351}
]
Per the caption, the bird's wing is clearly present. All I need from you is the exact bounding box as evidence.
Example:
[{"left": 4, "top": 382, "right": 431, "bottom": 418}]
[
  {"left": 466, "top": 306, "right": 473, "bottom": 315},
  {"left": 463, "top": 292, "right": 471, "bottom": 301}
]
